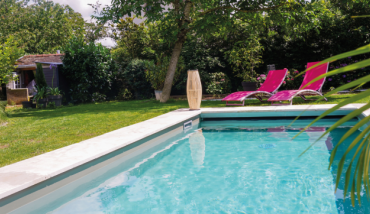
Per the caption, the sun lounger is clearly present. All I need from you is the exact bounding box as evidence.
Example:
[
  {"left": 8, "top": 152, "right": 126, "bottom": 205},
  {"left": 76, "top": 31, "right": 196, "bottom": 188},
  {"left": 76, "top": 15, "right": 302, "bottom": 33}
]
[
  {"left": 222, "top": 68, "right": 288, "bottom": 106},
  {"left": 268, "top": 62, "right": 329, "bottom": 105}
]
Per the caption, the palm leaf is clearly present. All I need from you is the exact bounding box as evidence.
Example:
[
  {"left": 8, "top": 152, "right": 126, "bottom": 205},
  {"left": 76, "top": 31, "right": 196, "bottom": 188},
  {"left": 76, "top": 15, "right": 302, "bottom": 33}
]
[
  {"left": 332, "top": 119, "right": 370, "bottom": 194},
  {"left": 292, "top": 42, "right": 370, "bottom": 206},
  {"left": 363, "top": 142, "right": 370, "bottom": 197},
  {"left": 294, "top": 90, "right": 370, "bottom": 142}
]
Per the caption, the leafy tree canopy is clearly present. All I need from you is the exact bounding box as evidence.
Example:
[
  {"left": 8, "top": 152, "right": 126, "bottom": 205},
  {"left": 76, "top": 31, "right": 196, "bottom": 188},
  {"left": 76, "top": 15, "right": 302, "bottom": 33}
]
[
  {"left": 96, "top": 0, "right": 335, "bottom": 102},
  {"left": 0, "top": 36, "right": 24, "bottom": 83},
  {"left": 0, "top": 0, "right": 85, "bottom": 54}
]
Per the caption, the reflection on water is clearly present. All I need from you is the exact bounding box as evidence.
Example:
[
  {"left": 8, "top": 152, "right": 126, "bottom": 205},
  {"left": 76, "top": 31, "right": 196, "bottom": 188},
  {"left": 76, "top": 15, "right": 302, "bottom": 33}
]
[
  {"left": 12, "top": 121, "right": 370, "bottom": 214},
  {"left": 189, "top": 129, "right": 205, "bottom": 166}
]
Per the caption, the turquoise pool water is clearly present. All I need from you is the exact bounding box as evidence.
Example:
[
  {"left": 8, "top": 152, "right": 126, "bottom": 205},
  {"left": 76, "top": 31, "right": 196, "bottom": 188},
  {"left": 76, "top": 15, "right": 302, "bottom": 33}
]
[{"left": 18, "top": 119, "right": 370, "bottom": 213}]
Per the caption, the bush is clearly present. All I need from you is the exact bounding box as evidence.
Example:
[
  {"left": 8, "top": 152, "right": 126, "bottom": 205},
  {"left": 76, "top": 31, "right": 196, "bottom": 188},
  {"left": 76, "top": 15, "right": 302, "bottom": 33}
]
[
  {"left": 144, "top": 55, "right": 184, "bottom": 90},
  {"left": 206, "top": 72, "right": 231, "bottom": 97},
  {"left": 35, "top": 63, "right": 47, "bottom": 89},
  {"left": 122, "top": 59, "right": 152, "bottom": 99},
  {"left": 62, "top": 37, "right": 117, "bottom": 103},
  {"left": 91, "top": 92, "right": 106, "bottom": 102},
  {"left": 47, "top": 101, "right": 56, "bottom": 109},
  {"left": 117, "top": 88, "right": 132, "bottom": 101}
]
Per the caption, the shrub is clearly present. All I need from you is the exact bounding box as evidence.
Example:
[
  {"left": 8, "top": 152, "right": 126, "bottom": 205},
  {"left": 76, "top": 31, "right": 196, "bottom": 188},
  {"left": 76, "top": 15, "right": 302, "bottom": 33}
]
[
  {"left": 206, "top": 72, "right": 231, "bottom": 97},
  {"left": 35, "top": 63, "right": 47, "bottom": 89},
  {"left": 92, "top": 92, "right": 106, "bottom": 102},
  {"left": 47, "top": 101, "right": 56, "bottom": 109},
  {"left": 122, "top": 59, "right": 152, "bottom": 99},
  {"left": 62, "top": 37, "right": 117, "bottom": 103},
  {"left": 144, "top": 55, "right": 184, "bottom": 90},
  {"left": 117, "top": 88, "right": 132, "bottom": 101}
]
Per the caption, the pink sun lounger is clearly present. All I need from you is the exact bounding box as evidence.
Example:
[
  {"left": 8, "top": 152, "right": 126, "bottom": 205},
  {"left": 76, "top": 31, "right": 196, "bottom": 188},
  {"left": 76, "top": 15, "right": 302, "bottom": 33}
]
[
  {"left": 222, "top": 68, "right": 288, "bottom": 106},
  {"left": 268, "top": 61, "right": 329, "bottom": 105}
]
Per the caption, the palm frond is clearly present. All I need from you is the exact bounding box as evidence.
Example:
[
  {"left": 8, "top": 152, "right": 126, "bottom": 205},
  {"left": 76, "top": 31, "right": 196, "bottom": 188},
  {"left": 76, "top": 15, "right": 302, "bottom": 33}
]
[{"left": 294, "top": 43, "right": 370, "bottom": 206}]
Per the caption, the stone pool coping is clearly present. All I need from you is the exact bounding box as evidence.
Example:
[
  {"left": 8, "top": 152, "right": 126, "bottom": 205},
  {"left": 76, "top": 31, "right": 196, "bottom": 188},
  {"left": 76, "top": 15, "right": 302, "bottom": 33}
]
[{"left": 0, "top": 103, "right": 368, "bottom": 201}]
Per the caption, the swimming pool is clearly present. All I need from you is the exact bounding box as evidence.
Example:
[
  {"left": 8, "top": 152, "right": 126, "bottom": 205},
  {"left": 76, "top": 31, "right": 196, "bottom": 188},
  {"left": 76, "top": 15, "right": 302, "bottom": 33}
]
[{"left": 8, "top": 118, "right": 369, "bottom": 213}]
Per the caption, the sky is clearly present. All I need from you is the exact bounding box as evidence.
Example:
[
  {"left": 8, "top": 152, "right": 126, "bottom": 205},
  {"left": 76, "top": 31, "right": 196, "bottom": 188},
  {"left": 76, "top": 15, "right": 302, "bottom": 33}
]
[{"left": 51, "top": 0, "right": 116, "bottom": 47}]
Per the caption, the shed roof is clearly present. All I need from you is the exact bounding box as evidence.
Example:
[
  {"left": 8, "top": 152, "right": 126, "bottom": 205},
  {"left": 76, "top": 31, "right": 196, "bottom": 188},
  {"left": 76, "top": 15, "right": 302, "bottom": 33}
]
[{"left": 15, "top": 54, "right": 64, "bottom": 69}]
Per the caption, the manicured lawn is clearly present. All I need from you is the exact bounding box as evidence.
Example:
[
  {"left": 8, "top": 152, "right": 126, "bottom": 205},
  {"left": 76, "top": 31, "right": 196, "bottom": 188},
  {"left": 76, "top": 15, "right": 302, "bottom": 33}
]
[{"left": 0, "top": 94, "right": 369, "bottom": 167}]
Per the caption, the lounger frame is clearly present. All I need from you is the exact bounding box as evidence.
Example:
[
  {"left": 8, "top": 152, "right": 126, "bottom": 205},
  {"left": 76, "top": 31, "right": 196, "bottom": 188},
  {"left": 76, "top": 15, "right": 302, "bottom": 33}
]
[
  {"left": 225, "top": 91, "right": 274, "bottom": 106},
  {"left": 270, "top": 63, "right": 329, "bottom": 105},
  {"left": 225, "top": 70, "right": 288, "bottom": 106},
  {"left": 270, "top": 90, "right": 328, "bottom": 106}
]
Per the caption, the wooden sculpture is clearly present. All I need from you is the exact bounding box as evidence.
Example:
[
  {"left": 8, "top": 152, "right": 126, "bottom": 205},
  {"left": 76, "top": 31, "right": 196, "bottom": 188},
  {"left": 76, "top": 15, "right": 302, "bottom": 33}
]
[{"left": 186, "top": 70, "right": 202, "bottom": 110}]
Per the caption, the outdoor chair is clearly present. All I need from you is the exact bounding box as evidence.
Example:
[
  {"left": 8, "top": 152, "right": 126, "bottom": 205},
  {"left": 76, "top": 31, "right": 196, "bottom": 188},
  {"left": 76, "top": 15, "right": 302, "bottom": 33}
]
[
  {"left": 268, "top": 61, "right": 329, "bottom": 105},
  {"left": 222, "top": 68, "right": 288, "bottom": 106}
]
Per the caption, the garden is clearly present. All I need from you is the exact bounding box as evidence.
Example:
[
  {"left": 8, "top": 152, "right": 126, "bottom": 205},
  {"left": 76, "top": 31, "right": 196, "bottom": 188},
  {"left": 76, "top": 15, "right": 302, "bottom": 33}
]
[{"left": 1, "top": 0, "right": 370, "bottom": 207}]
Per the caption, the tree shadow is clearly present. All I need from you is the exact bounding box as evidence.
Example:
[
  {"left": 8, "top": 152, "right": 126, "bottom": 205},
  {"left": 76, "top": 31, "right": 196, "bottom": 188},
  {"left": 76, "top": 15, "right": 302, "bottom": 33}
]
[{"left": 8, "top": 99, "right": 190, "bottom": 120}]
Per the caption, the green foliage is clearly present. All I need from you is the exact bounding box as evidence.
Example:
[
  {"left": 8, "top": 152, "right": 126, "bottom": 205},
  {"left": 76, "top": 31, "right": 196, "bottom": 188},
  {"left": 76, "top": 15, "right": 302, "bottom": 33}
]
[
  {"left": 206, "top": 72, "right": 231, "bottom": 97},
  {"left": 111, "top": 17, "right": 170, "bottom": 67},
  {"left": 117, "top": 89, "right": 133, "bottom": 101},
  {"left": 0, "top": 0, "right": 85, "bottom": 54},
  {"left": 145, "top": 55, "right": 185, "bottom": 90},
  {"left": 258, "top": 1, "right": 370, "bottom": 90},
  {"left": 91, "top": 92, "right": 107, "bottom": 102},
  {"left": 61, "top": 37, "right": 117, "bottom": 103},
  {"left": 1, "top": 94, "right": 367, "bottom": 167},
  {"left": 47, "top": 101, "right": 56, "bottom": 109},
  {"left": 176, "top": 35, "right": 224, "bottom": 93},
  {"left": 0, "top": 36, "right": 24, "bottom": 83},
  {"left": 225, "top": 35, "right": 264, "bottom": 82},
  {"left": 293, "top": 43, "right": 370, "bottom": 207},
  {"left": 35, "top": 64, "right": 47, "bottom": 89},
  {"left": 122, "top": 59, "right": 152, "bottom": 99},
  {"left": 112, "top": 17, "right": 152, "bottom": 69},
  {"left": 97, "top": 0, "right": 323, "bottom": 102},
  {"left": 48, "top": 87, "right": 62, "bottom": 96},
  {"left": 34, "top": 86, "right": 47, "bottom": 101},
  {"left": 283, "top": 69, "right": 304, "bottom": 90}
]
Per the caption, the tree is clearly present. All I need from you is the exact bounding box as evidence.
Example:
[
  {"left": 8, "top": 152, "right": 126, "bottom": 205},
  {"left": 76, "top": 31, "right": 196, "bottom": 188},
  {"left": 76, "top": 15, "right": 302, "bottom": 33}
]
[
  {"left": 0, "top": 0, "right": 85, "bottom": 54},
  {"left": 112, "top": 17, "right": 150, "bottom": 69},
  {"left": 96, "top": 0, "right": 331, "bottom": 102},
  {"left": 35, "top": 63, "right": 47, "bottom": 89},
  {"left": 0, "top": 36, "right": 24, "bottom": 83},
  {"left": 61, "top": 37, "right": 117, "bottom": 103}
]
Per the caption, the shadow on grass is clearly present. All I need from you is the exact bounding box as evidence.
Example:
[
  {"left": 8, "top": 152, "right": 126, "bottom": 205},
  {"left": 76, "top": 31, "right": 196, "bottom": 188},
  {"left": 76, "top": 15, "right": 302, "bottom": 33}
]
[
  {"left": 8, "top": 99, "right": 191, "bottom": 120},
  {"left": 7, "top": 94, "right": 358, "bottom": 120}
]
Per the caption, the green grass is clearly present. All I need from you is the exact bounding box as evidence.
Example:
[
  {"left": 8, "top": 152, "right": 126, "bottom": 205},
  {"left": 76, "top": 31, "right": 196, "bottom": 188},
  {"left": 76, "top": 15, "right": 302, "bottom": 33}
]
[
  {"left": 0, "top": 101, "right": 7, "bottom": 124},
  {"left": 0, "top": 94, "right": 369, "bottom": 167}
]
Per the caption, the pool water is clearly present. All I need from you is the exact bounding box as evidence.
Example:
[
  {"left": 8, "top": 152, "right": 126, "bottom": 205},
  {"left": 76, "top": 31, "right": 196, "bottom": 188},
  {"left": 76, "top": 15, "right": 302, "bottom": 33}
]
[{"left": 18, "top": 119, "right": 370, "bottom": 213}]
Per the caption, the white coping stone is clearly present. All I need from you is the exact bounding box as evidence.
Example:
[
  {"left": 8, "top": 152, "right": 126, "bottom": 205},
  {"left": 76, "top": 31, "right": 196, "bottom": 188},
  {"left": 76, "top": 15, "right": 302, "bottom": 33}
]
[
  {"left": 0, "top": 103, "right": 367, "bottom": 201},
  {"left": 0, "top": 109, "right": 201, "bottom": 200}
]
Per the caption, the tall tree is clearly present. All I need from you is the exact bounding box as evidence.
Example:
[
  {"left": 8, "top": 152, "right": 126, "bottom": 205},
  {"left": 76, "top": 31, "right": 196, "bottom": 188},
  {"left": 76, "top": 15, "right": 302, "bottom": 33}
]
[
  {"left": 0, "top": 0, "right": 85, "bottom": 54},
  {"left": 0, "top": 36, "right": 24, "bottom": 84},
  {"left": 96, "top": 0, "right": 330, "bottom": 102}
]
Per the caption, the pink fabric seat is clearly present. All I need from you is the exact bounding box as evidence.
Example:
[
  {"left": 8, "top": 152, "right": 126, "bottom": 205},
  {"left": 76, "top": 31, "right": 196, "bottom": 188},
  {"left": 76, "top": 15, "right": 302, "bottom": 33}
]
[
  {"left": 222, "top": 68, "right": 288, "bottom": 106},
  {"left": 268, "top": 62, "right": 329, "bottom": 105}
]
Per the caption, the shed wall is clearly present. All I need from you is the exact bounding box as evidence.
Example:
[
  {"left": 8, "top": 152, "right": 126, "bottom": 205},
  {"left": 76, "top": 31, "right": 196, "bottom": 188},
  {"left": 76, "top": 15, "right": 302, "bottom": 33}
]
[{"left": 43, "top": 67, "right": 59, "bottom": 88}]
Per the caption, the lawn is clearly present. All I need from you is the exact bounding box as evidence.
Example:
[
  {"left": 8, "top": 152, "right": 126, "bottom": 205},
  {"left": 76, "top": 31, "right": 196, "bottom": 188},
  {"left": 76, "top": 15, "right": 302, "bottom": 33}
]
[{"left": 0, "top": 94, "right": 369, "bottom": 167}]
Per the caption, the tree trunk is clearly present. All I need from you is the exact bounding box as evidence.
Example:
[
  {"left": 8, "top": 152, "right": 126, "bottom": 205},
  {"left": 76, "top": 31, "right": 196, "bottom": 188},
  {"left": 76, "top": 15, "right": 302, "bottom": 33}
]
[
  {"left": 160, "top": 0, "right": 192, "bottom": 103},
  {"left": 160, "top": 40, "right": 184, "bottom": 102}
]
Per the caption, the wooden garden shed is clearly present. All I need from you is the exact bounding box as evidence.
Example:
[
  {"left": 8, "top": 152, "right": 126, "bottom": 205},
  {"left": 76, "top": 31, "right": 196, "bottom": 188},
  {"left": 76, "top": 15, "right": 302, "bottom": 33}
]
[{"left": 5, "top": 53, "right": 70, "bottom": 104}]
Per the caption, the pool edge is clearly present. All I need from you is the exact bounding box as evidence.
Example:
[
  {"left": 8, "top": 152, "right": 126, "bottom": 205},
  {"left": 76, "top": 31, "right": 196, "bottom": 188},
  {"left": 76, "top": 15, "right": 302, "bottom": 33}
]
[{"left": 0, "top": 103, "right": 368, "bottom": 207}]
